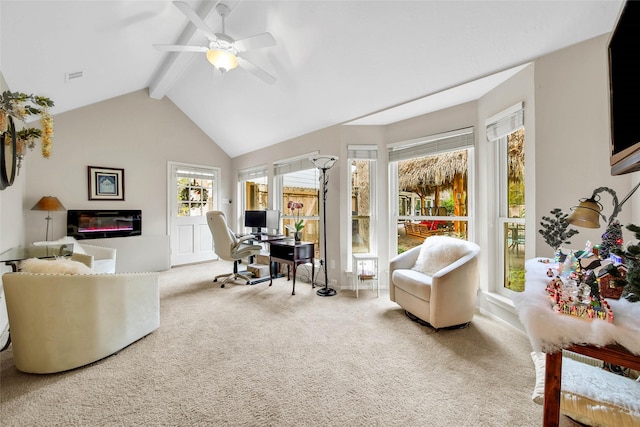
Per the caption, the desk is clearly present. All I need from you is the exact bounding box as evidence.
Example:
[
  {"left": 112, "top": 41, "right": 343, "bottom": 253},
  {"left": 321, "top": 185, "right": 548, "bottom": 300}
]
[
  {"left": 513, "top": 258, "right": 640, "bottom": 427},
  {"left": 269, "top": 241, "right": 314, "bottom": 295},
  {"left": 0, "top": 244, "right": 74, "bottom": 271},
  {"left": 243, "top": 234, "right": 287, "bottom": 285}
]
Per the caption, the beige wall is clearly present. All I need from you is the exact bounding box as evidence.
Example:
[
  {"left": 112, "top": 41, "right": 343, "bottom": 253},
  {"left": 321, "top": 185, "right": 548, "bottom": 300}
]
[
  {"left": 534, "top": 34, "right": 639, "bottom": 250},
  {"left": 17, "top": 89, "right": 232, "bottom": 244}
]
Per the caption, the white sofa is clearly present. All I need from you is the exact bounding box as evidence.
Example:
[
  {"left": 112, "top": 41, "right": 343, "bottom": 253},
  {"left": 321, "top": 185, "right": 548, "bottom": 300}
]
[
  {"left": 3, "top": 270, "right": 159, "bottom": 374},
  {"left": 390, "top": 236, "right": 480, "bottom": 329}
]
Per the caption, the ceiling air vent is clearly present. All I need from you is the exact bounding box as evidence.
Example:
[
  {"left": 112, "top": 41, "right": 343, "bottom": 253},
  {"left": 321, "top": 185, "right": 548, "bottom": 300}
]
[{"left": 65, "top": 71, "right": 83, "bottom": 82}]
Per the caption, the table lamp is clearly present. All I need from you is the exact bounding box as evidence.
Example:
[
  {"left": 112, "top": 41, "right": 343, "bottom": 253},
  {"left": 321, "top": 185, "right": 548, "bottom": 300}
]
[{"left": 31, "top": 196, "right": 66, "bottom": 241}]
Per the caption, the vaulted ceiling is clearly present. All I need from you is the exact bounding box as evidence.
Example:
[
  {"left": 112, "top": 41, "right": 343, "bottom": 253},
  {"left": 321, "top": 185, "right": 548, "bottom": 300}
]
[{"left": 0, "top": 1, "right": 624, "bottom": 158}]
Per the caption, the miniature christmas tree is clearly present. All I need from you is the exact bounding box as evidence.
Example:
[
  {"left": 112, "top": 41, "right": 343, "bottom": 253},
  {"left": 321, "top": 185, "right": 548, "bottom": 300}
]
[
  {"left": 538, "top": 208, "right": 580, "bottom": 252},
  {"left": 612, "top": 223, "right": 640, "bottom": 302},
  {"left": 599, "top": 220, "right": 623, "bottom": 259}
]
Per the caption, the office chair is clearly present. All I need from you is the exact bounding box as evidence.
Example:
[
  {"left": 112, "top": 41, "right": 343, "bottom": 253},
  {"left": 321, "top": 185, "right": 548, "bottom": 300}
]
[{"left": 206, "top": 211, "right": 263, "bottom": 287}]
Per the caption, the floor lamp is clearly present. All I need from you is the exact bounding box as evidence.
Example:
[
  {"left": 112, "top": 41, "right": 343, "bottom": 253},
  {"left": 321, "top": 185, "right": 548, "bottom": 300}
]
[
  {"left": 310, "top": 154, "right": 339, "bottom": 297},
  {"left": 31, "top": 196, "right": 66, "bottom": 241}
]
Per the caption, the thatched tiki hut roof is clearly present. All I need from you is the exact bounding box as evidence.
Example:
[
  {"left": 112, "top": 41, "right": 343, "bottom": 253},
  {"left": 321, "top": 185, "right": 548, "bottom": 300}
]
[
  {"left": 398, "top": 150, "right": 468, "bottom": 192},
  {"left": 398, "top": 130, "right": 525, "bottom": 194}
]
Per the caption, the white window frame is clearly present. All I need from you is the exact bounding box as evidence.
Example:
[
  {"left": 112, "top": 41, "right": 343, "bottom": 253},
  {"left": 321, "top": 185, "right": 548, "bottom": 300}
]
[
  {"left": 237, "top": 164, "right": 269, "bottom": 232},
  {"left": 387, "top": 127, "right": 475, "bottom": 257},
  {"left": 273, "top": 152, "right": 320, "bottom": 233},
  {"left": 486, "top": 102, "right": 525, "bottom": 298},
  {"left": 346, "top": 145, "right": 378, "bottom": 271}
]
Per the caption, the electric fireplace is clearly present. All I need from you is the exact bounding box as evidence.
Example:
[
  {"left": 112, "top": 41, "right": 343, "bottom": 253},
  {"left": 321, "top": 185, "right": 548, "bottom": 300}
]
[{"left": 67, "top": 209, "right": 141, "bottom": 240}]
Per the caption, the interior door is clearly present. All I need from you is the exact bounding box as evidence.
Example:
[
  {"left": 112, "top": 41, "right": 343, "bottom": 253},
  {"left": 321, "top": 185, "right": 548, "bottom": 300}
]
[{"left": 168, "top": 162, "right": 219, "bottom": 266}]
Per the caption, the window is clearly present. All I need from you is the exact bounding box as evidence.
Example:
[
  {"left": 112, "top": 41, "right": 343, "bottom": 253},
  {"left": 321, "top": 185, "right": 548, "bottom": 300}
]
[
  {"left": 238, "top": 165, "right": 269, "bottom": 230},
  {"left": 347, "top": 145, "right": 377, "bottom": 269},
  {"left": 487, "top": 102, "right": 525, "bottom": 295},
  {"left": 389, "top": 128, "right": 474, "bottom": 255},
  {"left": 274, "top": 155, "right": 320, "bottom": 256}
]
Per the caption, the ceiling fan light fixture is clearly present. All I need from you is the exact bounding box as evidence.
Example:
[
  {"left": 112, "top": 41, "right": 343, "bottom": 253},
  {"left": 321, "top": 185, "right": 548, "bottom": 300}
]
[{"left": 206, "top": 49, "right": 238, "bottom": 72}]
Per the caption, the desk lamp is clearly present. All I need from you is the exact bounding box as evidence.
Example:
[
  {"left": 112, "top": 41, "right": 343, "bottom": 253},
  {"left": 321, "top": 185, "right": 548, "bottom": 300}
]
[
  {"left": 567, "top": 182, "right": 640, "bottom": 257},
  {"left": 309, "top": 155, "right": 339, "bottom": 297},
  {"left": 567, "top": 183, "right": 640, "bottom": 227},
  {"left": 31, "top": 196, "right": 66, "bottom": 241}
]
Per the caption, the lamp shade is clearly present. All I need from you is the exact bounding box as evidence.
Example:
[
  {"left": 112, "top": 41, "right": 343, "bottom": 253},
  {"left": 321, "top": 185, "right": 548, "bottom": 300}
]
[
  {"left": 31, "top": 196, "right": 66, "bottom": 212},
  {"left": 206, "top": 49, "right": 238, "bottom": 72},
  {"left": 566, "top": 198, "right": 601, "bottom": 228},
  {"left": 309, "top": 155, "right": 339, "bottom": 170}
]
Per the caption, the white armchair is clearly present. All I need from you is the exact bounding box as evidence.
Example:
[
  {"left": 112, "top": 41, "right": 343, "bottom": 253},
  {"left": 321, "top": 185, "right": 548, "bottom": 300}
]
[
  {"left": 72, "top": 243, "right": 117, "bottom": 273},
  {"left": 390, "top": 236, "right": 480, "bottom": 330},
  {"left": 32, "top": 238, "right": 116, "bottom": 273}
]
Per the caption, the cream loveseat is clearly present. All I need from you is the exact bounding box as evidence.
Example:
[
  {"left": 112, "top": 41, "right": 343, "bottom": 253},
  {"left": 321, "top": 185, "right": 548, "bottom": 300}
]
[
  {"left": 3, "top": 265, "right": 159, "bottom": 374},
  {"left": 390, "top": 235, "right": 480, "bottom": 329}
]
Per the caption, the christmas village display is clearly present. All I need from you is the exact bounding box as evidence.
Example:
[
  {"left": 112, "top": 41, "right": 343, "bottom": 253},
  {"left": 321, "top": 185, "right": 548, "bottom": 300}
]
[{"left": 538, "top": 208, "right": 640, "bottom": 323}]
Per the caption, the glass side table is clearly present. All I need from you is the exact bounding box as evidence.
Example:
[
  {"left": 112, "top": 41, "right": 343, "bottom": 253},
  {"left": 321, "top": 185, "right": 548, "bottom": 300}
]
[
  {"left": 0, "top": 244, "right": 74, "bottom": 271},
  {"left": 352, "top": 253, "right": 379, "bottom": 298}
]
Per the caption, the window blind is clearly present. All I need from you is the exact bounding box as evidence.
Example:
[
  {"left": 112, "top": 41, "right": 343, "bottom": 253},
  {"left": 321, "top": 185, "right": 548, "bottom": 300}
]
[
  {"left": 177, "top": 169, "right": 216, "bottom": 181},
  {"left": 485, "top": 102, "right": 524, "bottom": 141},
  {"left": 347, "top": 145, "right": 378, "bottom": 160},
  {"left": 387, "top": 127, "right": 474, "bottom": 162},
  {"left": 274, "top": 153, "right": 317, "bottom": 176},
  {"left": 238, "top": 165, "right": 268, "bottom": 182}
]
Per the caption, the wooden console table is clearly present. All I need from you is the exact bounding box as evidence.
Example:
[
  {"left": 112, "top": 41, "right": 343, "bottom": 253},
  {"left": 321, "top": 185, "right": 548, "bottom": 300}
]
[
  {"left": 544, "top": 344, "right": 640, "bottom": 427},
  {"left": 514, "top": 258, "right": 640, "bottom": 427},
  {"left": 268, "top": 241, "right": 314, "bottom": 295}
]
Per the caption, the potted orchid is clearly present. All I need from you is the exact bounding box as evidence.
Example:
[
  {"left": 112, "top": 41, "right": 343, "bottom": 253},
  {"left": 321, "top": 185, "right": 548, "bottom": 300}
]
[{"left": 285, "top": 200, "right": 304, "bottom": 242}]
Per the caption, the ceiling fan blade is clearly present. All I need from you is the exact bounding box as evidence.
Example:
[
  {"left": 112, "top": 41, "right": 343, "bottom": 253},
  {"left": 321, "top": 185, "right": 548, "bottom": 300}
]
[
  {"left": 153, "top": 44, "right": 208, "bottom": 53},
  {"left": 237, "top": 56, "right": 276, "bottom": 85},
  {"left": 173, "top": 1, "right": 218, "bottom": 41},
  {"left": 234, "top": 32, "right": 276, "bottom": 52}
]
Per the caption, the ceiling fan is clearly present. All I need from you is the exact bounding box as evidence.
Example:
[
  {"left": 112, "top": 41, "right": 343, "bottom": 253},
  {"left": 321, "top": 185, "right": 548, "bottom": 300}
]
[{"left": 154, "top": 1, "right": 276, "bottom": 84}]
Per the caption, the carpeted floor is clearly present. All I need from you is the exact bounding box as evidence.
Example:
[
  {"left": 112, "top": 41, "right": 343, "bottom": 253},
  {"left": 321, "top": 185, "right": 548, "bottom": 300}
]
[{"left": 1, "top": 260, "right": 548, "bottom": 426}]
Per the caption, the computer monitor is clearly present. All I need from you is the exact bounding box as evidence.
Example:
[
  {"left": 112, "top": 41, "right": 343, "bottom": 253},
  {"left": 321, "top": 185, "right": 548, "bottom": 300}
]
[
  {"left": 244, "top": 210, "right": 281, "bottom": 235},
  {"left": 244, "top": 210, "right": 267, "bottom": 234},
  {"left": 265, "top": 210, "right": 280, "bottom": 234}
]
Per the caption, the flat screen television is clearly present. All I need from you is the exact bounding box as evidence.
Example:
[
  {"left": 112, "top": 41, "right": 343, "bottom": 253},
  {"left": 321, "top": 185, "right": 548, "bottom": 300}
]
[{"left": 609, "top": 0, "right": 640, "bottom": 175}]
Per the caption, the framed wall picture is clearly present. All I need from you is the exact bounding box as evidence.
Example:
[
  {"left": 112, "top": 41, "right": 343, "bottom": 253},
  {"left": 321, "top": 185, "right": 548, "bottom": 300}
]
[{"left": 88, "top": 166, "right": 124, "bottom": 200}]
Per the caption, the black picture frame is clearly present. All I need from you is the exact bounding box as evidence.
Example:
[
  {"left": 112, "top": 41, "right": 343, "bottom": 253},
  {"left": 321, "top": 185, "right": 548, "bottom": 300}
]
[{"left": 88, "top": 166, "right": 124, "bottom": 200}]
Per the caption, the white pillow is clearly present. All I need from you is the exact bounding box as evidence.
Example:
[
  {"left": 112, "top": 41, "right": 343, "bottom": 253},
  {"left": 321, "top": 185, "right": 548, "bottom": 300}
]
[
  {"left": 412, "top": 235, "right": 470, "bottom": 276},
  {"left": 20, "top": 258, "right": 92, "bottom": 275}
]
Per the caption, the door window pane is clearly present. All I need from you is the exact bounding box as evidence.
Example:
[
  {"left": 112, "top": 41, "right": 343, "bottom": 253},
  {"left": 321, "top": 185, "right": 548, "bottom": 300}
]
[{"left": 176, "top": 173, "right": 214, "bottom": 217}]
